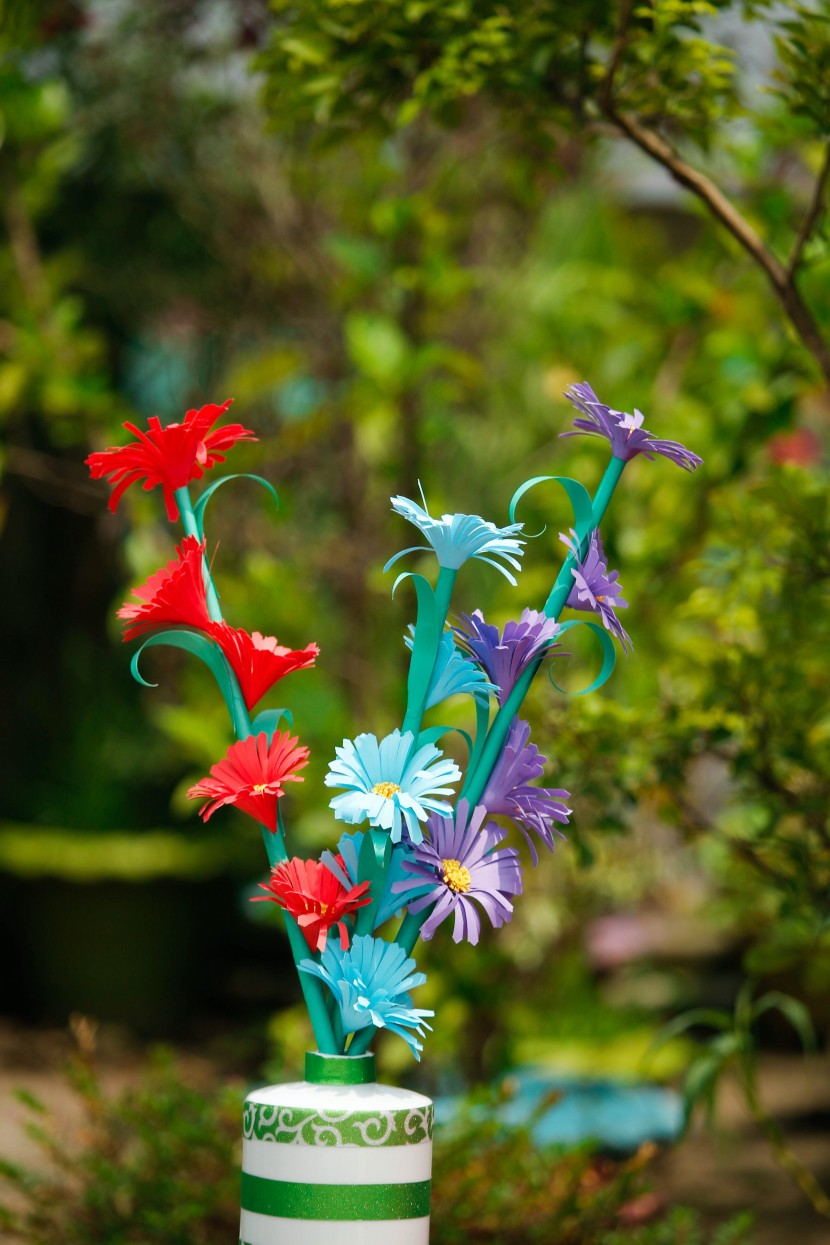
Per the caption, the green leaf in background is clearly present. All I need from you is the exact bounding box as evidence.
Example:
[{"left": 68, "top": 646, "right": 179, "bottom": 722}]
[
  {"left": 345, "top": 312, "right": 409, "bottom": 387},
  {"left": 751, "top": 991, "right": 816, "bottom": 1053}
]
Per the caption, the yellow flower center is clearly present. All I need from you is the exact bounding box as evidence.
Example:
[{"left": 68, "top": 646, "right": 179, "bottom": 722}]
[
  {"left": 372, "top": 781, "right": 401, "bottom": 799},
  {"left": 442, "top": 858, "right": 472, "bottom": 894},
  {"left": 253, "top": 783, "right": 269, "bottom": 794}
]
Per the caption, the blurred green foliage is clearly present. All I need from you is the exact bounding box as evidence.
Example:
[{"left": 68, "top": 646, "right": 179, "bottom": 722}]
[{"left": 0, "top": 1049, "right": 754, "bottom": 1244}]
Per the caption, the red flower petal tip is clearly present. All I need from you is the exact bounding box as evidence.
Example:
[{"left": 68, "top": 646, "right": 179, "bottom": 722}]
[
  {"left": 254, "top": 855, "right": 371, "bottom": 952},
  {"left": 86, "top": 399, "right": 256, "bottom": 520},
  {"left": 187, "top": 731, "right": 310, "bottom": 833},
  {"left": 209, "top": 622, "right": 319, "bottom": 710},
  {"left": 118, "top": 535, "right": 211, "bottom": 641}
]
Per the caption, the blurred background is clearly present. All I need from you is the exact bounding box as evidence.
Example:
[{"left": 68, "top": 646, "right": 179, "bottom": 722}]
[{"left": 0, "top": 2, "right": 828, "bottom": 1242}]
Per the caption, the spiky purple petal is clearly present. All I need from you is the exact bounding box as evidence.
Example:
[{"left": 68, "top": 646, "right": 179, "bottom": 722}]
[{"left": 561, "top": 382, "right": 702, "bottom": 472}]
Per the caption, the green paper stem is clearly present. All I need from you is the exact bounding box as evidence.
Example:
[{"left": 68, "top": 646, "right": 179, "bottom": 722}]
[
  {"left": 395, "top": 908, "right": 427, "bottom": 957},
  {"left": 346, "top": 1022, "right": 375, "bottom": 1057},
  {"left": 592, "top": 455, "right": 626, "bottom": 525},
  {"left": 175, "top": 486, "right": 223, "bottom": 622},
  {"left": 542, "top": 456, "right": 625, "bottom": 619},
  {"left": 401, "top": 565, "right": 457, "bottom": 739},
  {"left": 167, "top": 483, "right": 339, "bottom": 1055},
  {"left": 460, "top": 456, "right": 628, "bottom": 811}
]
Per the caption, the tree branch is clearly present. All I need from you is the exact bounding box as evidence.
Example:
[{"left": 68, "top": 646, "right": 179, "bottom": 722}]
[
  {"left": 599, "top": 0, "right": 634, "bottom": 117},
  {"left": 597, "top": 2, "right": 830, "bottom": 389},
  {"left": 602, "top": 106, "right": 830, "bottom": 388},
  {"left": 788, "top": 142, "right": 830, "bottom": 277}
]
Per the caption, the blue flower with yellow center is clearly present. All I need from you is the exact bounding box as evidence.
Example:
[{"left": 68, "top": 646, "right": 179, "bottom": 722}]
[{"left": 325, "top": 728, "right": 461, "bottom": 844}]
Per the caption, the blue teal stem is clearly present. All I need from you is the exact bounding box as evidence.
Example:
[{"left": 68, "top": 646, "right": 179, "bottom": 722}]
[
  {"left": 174, "top": 486, "right": 223, "bottom": 622},
  {"left": 346, "top": 1024, "right": 374, "bottom": 1056},
  {"left": 349, "top": 566, "right": 458, "bottom": 1057},
  {"left": 460, "top": 456, "right": 626, "bottom": 811},
  {"left": 172, "top": 483, "right": 339, "bottom": 1055},
  {"left": 461, "top": 456, "right": 627, "bottom": 812},
  {"left": 401, "top": 565, "right": 457, "bottom": 739}
]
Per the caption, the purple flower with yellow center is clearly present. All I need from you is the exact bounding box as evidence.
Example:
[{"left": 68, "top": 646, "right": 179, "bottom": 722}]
[
  {"left": 393, "top": 799, "right": 523, "bottom": 945},
  {"left": 453, "top": 608, "right": 562, "bottom": 705},
  {"left": 482, "top": 718, "right": 570, "bottom": 865},
  {"left": 561, "top": 382, "right": 702, "bottom": 471},
  {"left": 325, "top": 729, "right": 461, "bottom": 845},
  {"left": 560, "top": 528, "right": 632, "bottom": 652}
]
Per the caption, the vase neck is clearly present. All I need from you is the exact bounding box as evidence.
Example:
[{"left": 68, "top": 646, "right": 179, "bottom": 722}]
[{"left": 305, "top": 1051, "right": 376, "bottom": 1085}]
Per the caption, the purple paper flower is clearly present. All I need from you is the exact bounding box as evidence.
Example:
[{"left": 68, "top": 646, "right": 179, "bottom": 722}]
[
  {"left": 561, "top": 382, "right": 702, "bottom": 472},
  {"left": 453, "top": 608, "right": 562, "bottom": 706},
  {"left": 560, "top": 528, "right": 632, "bottom": 652},
  {"left": 393, "top": 799, "right": 523, "bottom": 945},
  {"left": 482, "top": 718, "right": 570, "bottom": 865}
]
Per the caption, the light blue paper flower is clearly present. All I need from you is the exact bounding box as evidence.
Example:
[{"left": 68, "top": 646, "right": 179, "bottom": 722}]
[
  {"left": 404, "top": 627, "right": 498, "bottom": 708},
  {"left": 325, "top": 729, "right": 461, "bottom": 844},
  {"left": 299, "top": 934, "right": 434, "bottom": 1058},
  {"left": 323, "top": 830, "right": 433, "bottom": 928},
  {"left": 385, "top": 488, "right": 525, "bottom": 583}
]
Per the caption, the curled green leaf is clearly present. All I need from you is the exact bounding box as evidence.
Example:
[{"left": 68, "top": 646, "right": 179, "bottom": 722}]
[
  {"left": 417, "top": 722, "right": 474, "bottom": 760},
  {"left": 509, "top": 475, "right": 594, "bottom": 546},
  {"left": 251, "top": 707, "right": 294, "bottom": 742},
  {"left": 192, "top": 473, "right": 279, "bottom": 540},
  {"left": 129, "top": 629, "right": 237, "bottom": 720},
  {"left": 549, "top": 619, "right": 617, "bottom": 696}
]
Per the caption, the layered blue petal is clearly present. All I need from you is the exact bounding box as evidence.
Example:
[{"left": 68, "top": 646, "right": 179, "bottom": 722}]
[
  {"left": 386, "top": 489, "right": 525, "bottom": 583},
  {"left": 299, "top": 934, "right": 434, "bottom": 1059},
  {"left": 405, "top": 627, "right": 497, "bottom": 708}
]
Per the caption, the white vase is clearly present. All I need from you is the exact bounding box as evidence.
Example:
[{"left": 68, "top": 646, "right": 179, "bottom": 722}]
[{"left": 239, "top": 1051, "right": 434, "bottom": 1245}]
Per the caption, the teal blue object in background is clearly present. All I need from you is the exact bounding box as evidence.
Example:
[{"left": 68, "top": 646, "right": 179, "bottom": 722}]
[{"left": 436, "top": 1068, "right": 683, "bottom": 1153}]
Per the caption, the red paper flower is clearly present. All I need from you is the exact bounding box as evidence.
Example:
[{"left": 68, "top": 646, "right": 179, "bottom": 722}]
[
  {"left": 187, "top": 731, "right": 310, "bottom": 832},
  {"left": 118, "top": 535, "right": 211, "bottom": 641},
  {"left": 86, "top": 400, "right": 256, "bottom": 521},
  {"left": 254, "top": 856, "right": 371, "bottom": 952},
  {"left": 209, "top": 623, "right": 319, "bottom": 710}
]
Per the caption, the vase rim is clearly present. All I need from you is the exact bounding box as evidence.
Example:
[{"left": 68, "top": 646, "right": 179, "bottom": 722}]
[{"left": 305, "top": 1050, "right": 377, "bottom": 1085}]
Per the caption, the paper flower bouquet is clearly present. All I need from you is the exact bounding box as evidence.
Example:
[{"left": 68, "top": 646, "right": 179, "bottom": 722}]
[{"left": 87, "top": 388, "right": 700, "bottom": 1241}]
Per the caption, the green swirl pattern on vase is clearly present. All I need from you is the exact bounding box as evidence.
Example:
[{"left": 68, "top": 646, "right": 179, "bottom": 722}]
[{"left": 243, "top": 1102, "right": 434, "bottom": 1147}]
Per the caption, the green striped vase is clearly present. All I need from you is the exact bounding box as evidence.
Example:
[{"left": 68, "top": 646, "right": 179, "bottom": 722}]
[{"left": 239, "top": 1051, "right": 433, "bottom": 1244}]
